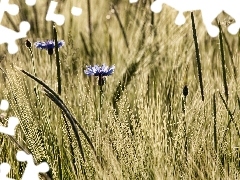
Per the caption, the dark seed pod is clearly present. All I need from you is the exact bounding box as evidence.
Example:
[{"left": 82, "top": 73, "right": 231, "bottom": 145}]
[
  {"left": 25, "top": 39, "right": 31, "bottom": 48},
  {"left": 183, "top": 85, "right": 188, "bottom": 97},
  {"left": 47, "top": 48, "right": 54, "bottom": 55},
  {"left": 98, "top": 76, "right": 106, "bottom": 86}
]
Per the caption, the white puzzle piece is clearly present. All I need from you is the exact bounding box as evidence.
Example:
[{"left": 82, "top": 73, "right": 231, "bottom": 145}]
[
  {"left": 25, "top": 0, "right": 36, "bottom": 6},
  {"left": 0, "top": 100, "right": 9, "bottom": 111},
  {"left": 129, "top": 0, "right": 138, "bottom": 3},
  {"left": 0, "top": 163, "right": 15, "bottom": 180},
  {"left": 0, "top": 0, "right": 19, "bottom": 23},
  {"left": 130, "top": 0, "right": 240, "bottom": 37},
  {"left": 0, "top": 117, "right": 19, "bottom": 136},
  {"left": 16, "top": 151, "right": 49, "bottom": 180},
  {"left": 46, "top": 1, "right": 65, "bottom": 26},
  {"left": 0, "top": 21, "right": 30, "bottom": 54},
  {"left": 0, "top": 0, "right": 30, "bottom": 54},
  {"left": 0, "top": 99, "right": 19, "bottom": 136},
  {"left": 71, "top": 6, "right": 82, "bottom": 16}
]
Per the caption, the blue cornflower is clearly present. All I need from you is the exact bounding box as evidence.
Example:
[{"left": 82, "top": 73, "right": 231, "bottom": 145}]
[
  {"left": 84, "top": 64, "right": 115, "bottom": 76},
  {"left": 34, "top": 40, "right": 64, "bottom": 49},
  {"left": 84, "top": 64, "right": 115, "bottom": 86},
  {"left": 34, "top": 40, "right": 64, "bottom": 55}
]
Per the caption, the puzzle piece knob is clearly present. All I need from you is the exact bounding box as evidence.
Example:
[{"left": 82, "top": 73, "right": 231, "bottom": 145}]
[
  {"left": 175, "top": 12, "right": 186, "bottom": 25},
  {"left": 228, "top": 23, "right": 239, "bottom": 35},
  {"left": 0, "top": 163, "right": 15, "bottom": 179},
  {"left": 37, "top": 162, "right": 49, "bottom": 172},
  {"left": 71, "top": 7, "right": 82, "bottom": 16},
  {"left": 7, "top": 4, "right": 19, "bottom": 16},
  {"left": 151, "top": 0, "right": 162, "bottom": 13},
  {"left": 0, "top": 163, "right": 11, "bottom": 176},
  {"left": 19, "top": 21, "right": 30, "bottom": 32},
  {"left": 129, "top": 0, "right": 138, "bottom": 3},
  {"left": 0, "top": 100, "right": 9, "bottom": 111},
  {"left": 25, "top": 0, "right": 36, "bottom": 6},
  {"left": 16, "top": 151, "right": 28, "bottom": 162},
  {"left": 8, "top": 44, "right": 17, "bottom": 54},
  {"left": 7, "top": 117, "right": 19, "bottom": 135}
]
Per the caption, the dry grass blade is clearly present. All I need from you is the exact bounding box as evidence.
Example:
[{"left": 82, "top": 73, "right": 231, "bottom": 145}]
[
  {"left": 0, "top": 67, "right": 51, "bottom": 179},
  {"left": 43, "top": 88, "right": 87, "bottom": 178},
  {"left": 218, "top": 21, "right": 229, "bottom": 102},
  {"left": 44, "top": 88, "right": 85, "bottom": 161},
  {"left": 219, "top": 92, "right": 240, "bottom": 142},
  {"left": 190, "top": 12, "right": 204, "bottom": 101},
  {"left": 222, "top": 29, "right": 237, "bottom": 81},
  {"left": 2, "top": 1, "right": 240, "bottom": 179},
  {"left": 87, "top": 0, "right": 94, "bottom": 64},
  {"left": 212, "top": 92, "right": 217, "bottom": 152},
  {"left": 53, "top": 25, "right": 62, "bottom": 95},
  {"left": 111, "top": 4, "right": 129, "bottom": 50},
  {"left": 7, "top": 70, "right": 47, "bottom": 160},
  {"left": 17, "top": 67, "right": 97, "bottom": 160},
  {"left": 80, "top": 32, "right": 90, "bottom": 57},
  {"left": 112, "top": 61, "right": 140, "bottom": 113}
]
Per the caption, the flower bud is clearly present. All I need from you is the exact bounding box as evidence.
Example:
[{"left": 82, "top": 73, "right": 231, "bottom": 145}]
[
  {"left": 25, "top": 39, "right": 31, "bottom": 48},
  {"left": 183, "top": 85, "right": 188, "bottom": 97}
]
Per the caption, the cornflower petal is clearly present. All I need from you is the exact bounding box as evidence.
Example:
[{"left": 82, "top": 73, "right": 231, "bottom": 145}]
[
  {"left": 58, "top": 40, "right": 65, "bottom": 47},
  {"left": 106, "top": 65, "right": 115, "bottom": 75},
  {"left": 101, "top": 64, "right": 108, "bottom": 72},
  {"left": 34, "top": 40, "right": 65, "bottom": 50},
  {"left": 84, "top": 64, "right": 115, "bottom": 77}
]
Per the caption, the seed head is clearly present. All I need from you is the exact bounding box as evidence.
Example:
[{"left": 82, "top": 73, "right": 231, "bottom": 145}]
[
  {"left": 47, "top": 48, "right": 54, "bottom": 55},
  {"left": 25, "top": 39, "right": 31, "bottom": 48},
  {"left": 183, "top": 85, "right": 188, "bottom": 97}
]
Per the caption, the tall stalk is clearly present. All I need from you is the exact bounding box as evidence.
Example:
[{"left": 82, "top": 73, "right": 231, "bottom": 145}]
[
  {"left": 212, "top": 92, "right": 218, "bottom": 153},
  {"left": 112, "top": 4, "right": 129, "bottom": 50},
  {"left": 182, "top": 85, "right": 188, "bottom": 162},
  {"left": 190, "top": 12, "right": 204, "bottom": 101},
  {"left": 218, "top": 21, "right": 228, "bottom": 102},
  {"left": 53, "top": 25, "right": 61, "bottom": 95},
  {"left": 87, "top": 0, "right": 94, "bottom": 64}
]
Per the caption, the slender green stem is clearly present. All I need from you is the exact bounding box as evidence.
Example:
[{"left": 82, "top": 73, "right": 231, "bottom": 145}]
[
  {"left": 182, "top": 85, "right": 188, "bottom": 162},
  {"left": 222, "top": 29, "right": 237, "bottom": 81},
  {"left": 150, "top": 0, "right": 154, "bottom": 26},
  {"left": 87, "top": 0, "right": 94, "bottom": 64},
  {"left": 190, "top": 12, "right": 204, "bottom": 101},
  {"left": 53, "top": 24, "right": 61, "bottom": 95},
  {"left": 213, "top": 92, "right": 218, "bottom": 153},
  {"left": 218, "top": 21, "right": 228, "bottom": 102},
  {"left": 219, "top": 92, "right": 240, "bottom": 141},
  {"left": 100, "top": 86, "right": 103, "bottom": 108},
  {"left": 49, "top": 55, "right": 53, "bottom": 87},
  {"left": 112, "top": 4, "right": 129, "bottom": 50},
  {"left": 26, "top": 43, "right": 50, "bottom": 125},
  {"left": 99, "top": 84, "right": 103, "bottom": 125},
  {"left": 17, "top": 68, "right": 98, "bottom": 162},
  {"left": 182, "top": 95, "right": 187, "bottom": 162},
  {"left": 80, "top": 32, "right": 90, "bottom": 57},
  {"left": 48, "top": 54, "right": 53, "bottom": 120},
  {"left": 109, "top": 34, "right": 112, "bottom": 65},
  {"left": 28, "top": 47, "right": 36, "bottom": 77}
]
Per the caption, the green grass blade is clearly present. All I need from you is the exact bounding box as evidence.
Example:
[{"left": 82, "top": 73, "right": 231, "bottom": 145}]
[
  {"left": 219, "top": 92, "right": 240, "bottom": 141},
  {"left": 53, "top": 24, "right": 62, "bottom": 95},
  {"left": 190, "top": 12, "right": 204, "bottom": 101},
  {"left": 17, "top": 68, "right": 97, "bottom": 159},
  {"left": 218, "top": 21, "right": 229, "bottom": 102},
  {"left": 212, "top": 92, "right": 218, "bottom": 153},
  {"left": 112, "top": 4, "right": 129, "bottom": 50}
]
